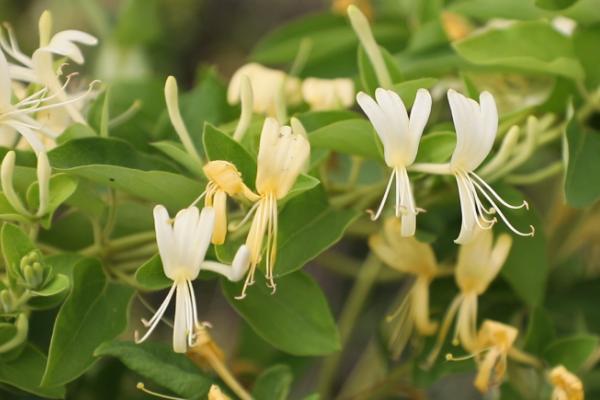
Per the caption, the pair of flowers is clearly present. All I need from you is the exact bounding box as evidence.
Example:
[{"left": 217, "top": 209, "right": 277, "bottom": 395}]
[
  {"left": 358, "top": 87, "right": 534, "bottom": 244},
  {"left": 138, "top": 116, "right": 310, "bottom": 352}
]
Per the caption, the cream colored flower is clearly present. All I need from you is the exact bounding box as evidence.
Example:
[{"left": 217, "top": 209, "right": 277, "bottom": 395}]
[
  {"left": 357, "top": 88, "right": 431, "bottom": 236},
  {"left": 135, "top": 206, "right": 250, "bottom": 353},
  {"left": 550, "top": 365, "right": 584, "bottom": 400},
  {"left": 370, "top": 218, "right": 442, "bottom": 339},
  {"left": 238, "top": 117, "right": 310, "bottom": 298},
  {"left": 302, "top": 77, "right": 354, "bottom": 110},
  {"left": 227, "top": 63, "right": 301, "bottom": 117},
  {"left": 202, "top": 160, "right": 259, "bottom": 245},
  {"left": 425, "top": 227, "right": 511, "bottom": 365}
]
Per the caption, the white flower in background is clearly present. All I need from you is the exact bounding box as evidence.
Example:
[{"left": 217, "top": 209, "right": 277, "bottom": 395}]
[
  {"left": 447, "top": 89, "right": 533, "bottom": 244},
  {"left": 135, "top": 206, "right": 250, "bottom": 353},
  {"left": 0, "top": 10, "right": 97, "bottom": 126},
  {"left": 227, "top": 63, "right": 301, "bottom": 118},
  {"left": 357, "top": 88, "right": 432, "bottom": 236},
  {"left": 551, "top": 16, "right": 576, "bottom": 37},
  {"left": 301, "top": 77, "right": 354, "bottom": 110},
  {"left": 238, "top": 117, "right": 310, "bottom": 298}
]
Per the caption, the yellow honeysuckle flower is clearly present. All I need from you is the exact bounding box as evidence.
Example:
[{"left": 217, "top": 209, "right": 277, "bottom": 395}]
[
  {"left": 301, "top": 77, "right": 355, "bottom": 111},
  {"left": 202, "top": 161, "right": 259, "bottom": 245},
  {"left": 369, "top": 218, "right": 446, "bottom": 342},
  {"left": 237, "top": 117, "right": 310, "bottom": 299},
  {"left": 550, "top": 365, "right": 584, "bottom": 400},
  {"left": 425, "top": 226, "right": 511, "bottom": 365}
]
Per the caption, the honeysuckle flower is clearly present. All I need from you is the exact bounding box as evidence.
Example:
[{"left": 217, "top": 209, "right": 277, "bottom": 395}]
[
  {"left": 201, "top": 160, "right": 259, "bottom": 245},
  {"left": 425, "top": 227, "right": 511, "bottom": 365},
  {"left": 550, "top": 365, "right": 584, "bottom": 400},
  {"left": 227, "top": 63, "right": 301, "bottom": 119},
  {"left": 0, "top": 11, "right": 98, "bottom": 125},
  {"left": 370, "top": 218, "right": 446, "bottom": 343},
  {"left": 357, "top": 88, "right": 432, "bottom": 236},
  {"left": 135, "top": 206, "right": 250, "bottom": 353},
  {"left": 164, "top": 76, "right": 203, "bottom": 162},
  {"left": 301, "top": 77, "right": 354, "bottom": 111},
  {"left": 468, "top": 320, "right": 518, "bottom": 393},
  {"left": 208, "top": 385, "right": 231, "bottom": 400},
  {"left": 237, "top": 117, "right": 310, "bottom": 298}
]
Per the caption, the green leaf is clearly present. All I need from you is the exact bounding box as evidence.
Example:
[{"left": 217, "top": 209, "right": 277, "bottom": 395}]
[
  {"left": 358, "top": 45, "right": 403, "bottom": 94},
  {"left": 573, "top": 25, "right": 600, "bottom": 88},
  {"left": 28, "top": 254, "right": 82, "bottom": 309},
  {"left": 56, "top": 123, "right": 96, "bottom": 145},
  {"left": 222, "top": 271, "right": 340, "bottom": 356},
  {"left": 309, "top": 119, "right": 382, "bottom": 159},
  {"left": 414, "top": 131, "right": 456, "bottom": 164},
  {"left": 0, "top": 345, "right": 65, "bottom": 398},
  {"left": 535, "top": 0, "right": 578, "bottom": 10},
  {"left": 275, "top": 186, "right": 359, "bottom": 277},
  {"left": 543, "top": 335, "right": 598, "bottom": 371},
  {"left": 48, "top": 137, "right": 203, "bottom": 210},
  {"left": 26, "top": 174, "right": 78, "bottom": 229},
  {"left": 1, "top": 223, "right": 36, "bottom": 279},
  {"left": 95, "top": 341, "right": 213, "bottom": 400},
  {"left": 151, "top": 141, "right": 204, "bottom": 177},
  {"left": 252, "top": 365, "right": 293, "bottom": 400},
  {"left": 453, "top": 21, "right": 584, "bottom": 80},
  {"left": 135, "top": 254, "right": 171, "bottom": 291},
  {"left": 564, "top": 116, "right": 600, "bottom": 207},
  {"left": 524, "top": 307, "right": 556, "bottom": 356},
  {"left": 203, "top": 123, "right": 257, "bottom": 188},
  {"left": 283, "top": 174, "right": 321, "bottom": 204},
  {"left": 296, "top": 110, "right": 360, "bottom": 132},
  {"left": 392, "top": 78, "right": 439, "bottom": 108},
  {"left": 115, "top": 0, "right": 162, "bottom": 46},
  {"left": 42, "top": 258, "right": 134, "bottom": 386}
]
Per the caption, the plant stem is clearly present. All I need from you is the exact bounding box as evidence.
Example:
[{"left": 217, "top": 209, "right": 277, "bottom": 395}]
[{"left": 318, "top": 253, "right": 382, "bottom": 398}]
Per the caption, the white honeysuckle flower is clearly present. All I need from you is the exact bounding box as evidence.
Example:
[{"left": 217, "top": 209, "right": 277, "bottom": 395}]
[
  {"left": 357, "top": 88, "right": 432, "bottom": 236},
  {"left": 549, "top": 365, "right": 584, "bottom": 400},
  {"left": 301, "top": 77, "right": 355, "bottom": 111},
  {"left": 447, "top": 89, "right": 533, "bottom": 244},
  {"left": 237, "top": 117, "right": 310, "bottom": 298},
  {"left": 227, "top": 63, "right": 301, "bottom": 118},
  {"left": 0, "top": 11, "right": 97, "bottom": 125},
  {"left": 135, "top": 205, "right": 250, "bottom": 353}
]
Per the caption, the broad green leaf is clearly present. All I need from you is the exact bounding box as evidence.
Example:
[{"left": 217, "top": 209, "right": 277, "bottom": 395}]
[
  {"left": 151, "top": 141, "right": 204, "bottom": 177},
  {"left": 252, "top": 365, "right": 293, "bottom": 400},
  {"left": 275, "top": 186, "right": 360, "bottom": 277},
  {"left": 48, "top": 137, "right": 203, "bottom": 210},
  {"left": 535, "top": 0, "right": 578, "bottom": 10},
  {"left": 357, "top": 45, "right": 403, "bottom": 95},
  {"left": 135, "top": 254, "right": 171, "bottom": 291},
  {"left": 26, "top": 174, "right": 78, "bottom": 229},
  {"left": 296, "top": 110, "right": 360, "bottom": 132},
  {"left": 95, "top": 341, "right": 213, "bottom": 400},
  {"left": 1, "top": 223, "right": 36, "bottom": 279},
  {"left": 524, "top": 307, "right": 556, "bottom": 356},
  {"left": 497, "top": 187, "right": 548, "bottom": 307},
  {"left": 414, "top": 131, "right": 456, "bottom": 164},
  {"left": 543, "top": 335, "right": 598, "bottom": 371},
  {"left": 222, "top": 271, "right": 340, "bottom": 356},
  {"left": 449, "top": 0, "right": 544, "bottom": 20},
  {"left": 392, "top": 78, "right": 438, "bottom": 108},
  {"left": 283, "top": 174, "right": 321, "bottom": 204},
  {"left": 0, "top": 345, "right": 65, "bottom": 398},
  {"left": 453, "top": 21, "right": 584, "bottom": 80},
  {"left": 42, "top": 258, "right": 134, "bottom": 386},
  {"left": 203, "top": 123, "right": 257, "bottom": 187},
  {"left": 564, "top": 118, "right": 600, "bottom": 207},
  {"left": 0, "top": 192, "right": 25, "bottom": 222},
  {"left": 309, "top": 119, "right": 382, "bottom": 159}
]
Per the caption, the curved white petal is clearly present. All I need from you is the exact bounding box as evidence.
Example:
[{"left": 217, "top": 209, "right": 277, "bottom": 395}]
[
  {"left": 153, "top": 205, "right": 176, "bottom": 279},
  {"left": 188, "top": 207, "right": 215, "bottom": 277},
  {"left": 0, "top": 50, "right": 11, "bottom": 107},
  {"left": 454, "top": 174, "right": 478, "bottom": 244},
  {"left": 172, "top": 282, "right": 188, "bottom": 353},
  {"left": 407, "top": 89, "right": 432, "bottom": 163}
]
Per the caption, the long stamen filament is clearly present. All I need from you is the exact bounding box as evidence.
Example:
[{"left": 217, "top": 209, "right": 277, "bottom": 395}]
[
  {"left": 136, "top": 382, "right": 185, "bottom": 400},
  {"left": 367, "top": 168, "right": 395, "bottom": 220}
]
